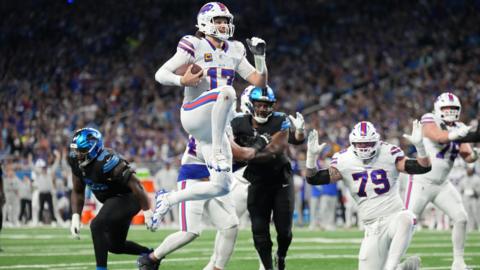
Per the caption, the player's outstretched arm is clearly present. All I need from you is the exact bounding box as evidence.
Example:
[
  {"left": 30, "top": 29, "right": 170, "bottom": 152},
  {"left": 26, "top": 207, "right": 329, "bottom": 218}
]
[
  {"left": 288, "top": 112, "right": 306, "bottom": 145},
  {"left": 455, "top": 124, "right": 480, "bottom": 143},
  {"left": 399, "top": 120, "right": 431, "bottom": 174},
  {"left": 423, "top": 122, "right": 472, "bottom": 144},
  {"left": 305, "top": 130, "right": 342, "bottom": 185},
  {"left": 245, "top": 37, "right": 268, "bottom": 87}
]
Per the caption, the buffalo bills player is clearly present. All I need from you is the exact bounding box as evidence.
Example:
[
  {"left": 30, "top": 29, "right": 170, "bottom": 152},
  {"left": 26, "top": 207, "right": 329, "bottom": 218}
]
[
  {"left": 306, "top": 121, "right": 431, "bottom": 270},
  {"left": 152, "top": 2, "right": 268, "bottom": 224}
]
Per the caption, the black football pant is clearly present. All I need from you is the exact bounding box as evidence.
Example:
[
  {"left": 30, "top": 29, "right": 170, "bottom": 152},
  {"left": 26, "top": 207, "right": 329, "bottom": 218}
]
[
  {"left": 247, "top": 181, "right": 294, "bottom": 270},
  {"left": 38, "top": 192, "right": 56, "bottom": 223},
  {"left": 90, "top": 193, "right": 150, "bottom": 268}
]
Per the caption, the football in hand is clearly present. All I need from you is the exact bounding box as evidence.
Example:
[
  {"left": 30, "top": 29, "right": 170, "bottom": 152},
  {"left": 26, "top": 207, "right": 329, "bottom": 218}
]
[{"left": 175, "top": 63, "right": 203, "bottom": 76}]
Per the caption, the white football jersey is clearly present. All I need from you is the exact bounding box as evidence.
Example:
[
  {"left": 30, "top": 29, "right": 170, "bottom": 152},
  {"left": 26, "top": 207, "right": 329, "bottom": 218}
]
[
  {"left": 177, "top": 35, "right": 256, "bottom": 103},
  {"left": 331, "top": 142, "right": 405, "bottom": 222},
  {"left": 418, "top": 113, "right": 466, "bottom": 184}
]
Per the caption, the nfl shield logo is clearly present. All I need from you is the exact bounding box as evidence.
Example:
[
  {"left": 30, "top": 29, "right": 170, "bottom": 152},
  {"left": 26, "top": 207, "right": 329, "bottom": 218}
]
[{"left": 204, "top": 53, "right": 213, "bottom": 62}]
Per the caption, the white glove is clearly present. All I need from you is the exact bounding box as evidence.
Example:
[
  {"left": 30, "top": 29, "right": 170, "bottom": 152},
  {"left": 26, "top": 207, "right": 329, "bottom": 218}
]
[
  {"left": 70, "top": 213, "right": 80, "bottom": 240},
  {"left": 143, "top": 209, "right": 154, "bottom": 231},
  {"left": 403, "top": 120, "right": 427, "bottom": 158},
  {"left": 306, "top": 130, "right": 327, "bottom": 169},
  {"left": 288, "top": 112, "right": 305, "bottom": 132},
  {"left": 448, "top": 125, "right": 473, "bottom": 141}
]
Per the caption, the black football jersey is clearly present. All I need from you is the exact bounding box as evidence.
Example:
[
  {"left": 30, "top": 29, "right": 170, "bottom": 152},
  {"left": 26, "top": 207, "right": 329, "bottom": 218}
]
[
  {"left": 231, "top": 112, "right": 292, "bottom": 185},
  {"left": 68, "top": 148, "right": 132, "bottom": 203}
]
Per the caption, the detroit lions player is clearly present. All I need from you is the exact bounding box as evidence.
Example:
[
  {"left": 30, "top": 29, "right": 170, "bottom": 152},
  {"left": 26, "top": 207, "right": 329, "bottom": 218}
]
[
  {"left": 68, "top": 128, "right": 153, "bottom": 270},
  {"left": 152, "top": 2, "right": 268, "bottom": 223},
  {"left": 405, "top": 92, "right": 479, "bottom": 270},
  {"left": 306, "top": 121, "right": 431, "bottom": 270}
]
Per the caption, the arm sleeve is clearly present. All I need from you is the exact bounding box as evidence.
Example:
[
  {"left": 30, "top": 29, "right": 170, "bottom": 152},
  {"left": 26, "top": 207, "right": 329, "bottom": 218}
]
[
  {"left": 404, "top": 159, "right": 432, "bottom": 174},
  {"left": 306, "top": 169, "right": 331, "bottom": 185},
  {"left": 155, "top": 47, "right": 194, "bottom": 86}
]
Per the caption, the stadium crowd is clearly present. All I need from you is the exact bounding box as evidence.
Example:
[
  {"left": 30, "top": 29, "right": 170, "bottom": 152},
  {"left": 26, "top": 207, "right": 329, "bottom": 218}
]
[{"left": 1, "top": 0, "right": 480, "bottom": 229}]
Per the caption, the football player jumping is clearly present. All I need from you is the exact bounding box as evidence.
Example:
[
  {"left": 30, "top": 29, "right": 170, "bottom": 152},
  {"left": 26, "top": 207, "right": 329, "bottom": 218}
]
[
  {"left": 151, "top": 1, "right": 268, "bottom": 225},
  {"left": 306, "top": 121, "right": 431, "bottom": 270}
]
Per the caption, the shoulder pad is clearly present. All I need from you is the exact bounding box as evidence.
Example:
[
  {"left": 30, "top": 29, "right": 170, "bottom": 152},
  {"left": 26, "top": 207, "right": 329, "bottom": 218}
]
[
  {"left": 231, "top": 40, "right": 246, "bottom": 56},
  {"left": 420, "top": 113, "right": 435, "bottom": 124},
  {"left": 103, "top": 153, "right": 120, "bottom": 173},
  {"left": 177, "top": 35, "right": 199, "bottom": 58}
]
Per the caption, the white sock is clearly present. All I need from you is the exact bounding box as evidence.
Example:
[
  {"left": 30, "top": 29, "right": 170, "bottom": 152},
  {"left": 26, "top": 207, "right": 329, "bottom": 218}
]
[
  {"left": 452, "top": 219, "right": 467, "bottom": 262},
  {"left": 153, "top": 231, "right": 198, "bottom": 259},
  {"left": 214, "top": 226, "right": 239, "bottom": 269},
  {"left": 384, "top": 212, "right": 415, "bottom": 270},
  {"left": 211, "top": 86, "right": 236, "bottom": 154}
]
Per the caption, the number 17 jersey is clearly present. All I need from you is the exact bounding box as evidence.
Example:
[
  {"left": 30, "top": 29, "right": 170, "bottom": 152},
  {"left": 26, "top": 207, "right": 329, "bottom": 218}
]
[
  {"left": 331, "top": 142, "right": 405, "bottom": 223},
  {"left": 176, "top": 35, "right": 256, "bottom": 103}
]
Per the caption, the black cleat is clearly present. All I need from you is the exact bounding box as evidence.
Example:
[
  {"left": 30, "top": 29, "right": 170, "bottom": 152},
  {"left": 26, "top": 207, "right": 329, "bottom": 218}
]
[
  {"left": 274, "top": 254, "right": 286, "bottom": 270},
  {"left": 137, "top": 254, "right": 160, "bottom": 270}
]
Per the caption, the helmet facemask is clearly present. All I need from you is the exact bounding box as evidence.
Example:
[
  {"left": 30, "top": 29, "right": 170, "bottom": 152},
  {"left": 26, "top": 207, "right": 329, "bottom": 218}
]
[
  {"left": 252, "top": 101, "right": 274, "bottom": 124},
  {"left": 349, "top": 121, "right": 381, "bottom": 160},
  {"left": 248, "top": 86, "right": 276, "bottom": 124},
  {"left": 197, "top": 2, "right": 235, "bottom": 41},
  {"left": 71, "top": 128, "right": 104, "bottom": 168},
  {"left": 434, "top": 92, "right": 461, "bottom": 123}
]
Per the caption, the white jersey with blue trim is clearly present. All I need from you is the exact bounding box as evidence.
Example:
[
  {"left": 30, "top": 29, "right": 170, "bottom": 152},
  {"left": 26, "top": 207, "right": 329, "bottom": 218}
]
[
  {"left": 177, "top": 35, "right": 256, "bottom": 103},
  {"left": 331, "top": 142, "right": 405, "bottom": 223},
  {"left": 419, "top": 113, "right": 467, "bottom": 184}
]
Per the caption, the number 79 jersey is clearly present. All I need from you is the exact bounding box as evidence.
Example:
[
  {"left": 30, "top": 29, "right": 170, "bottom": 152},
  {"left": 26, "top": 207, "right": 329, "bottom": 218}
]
[
  {"left": 331, "top": 142, "right": 405, "bottom": 222},
  {"left": 177, "top": 35, "right": 256, "bottom": 103},
  {"left": 418, "top": 113, "right": 463, "bottom": 185}
]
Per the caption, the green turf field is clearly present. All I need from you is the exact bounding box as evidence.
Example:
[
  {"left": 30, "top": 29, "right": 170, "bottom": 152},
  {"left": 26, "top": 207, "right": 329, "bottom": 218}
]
[{"left": 0, "top": 226, "right": 479, "bottom": 269}]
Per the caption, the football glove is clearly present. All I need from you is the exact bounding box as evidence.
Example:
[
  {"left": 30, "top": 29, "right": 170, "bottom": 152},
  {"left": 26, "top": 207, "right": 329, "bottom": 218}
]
[
  {"left": 448, "top": 125, "right": 473, "bottom": 141},
  {"left": 70, "top": 213, "right": 81, "bottom": 240},
  {"left": 288, "top": 112, "right": 305, "bottom": 132},
  {"left": 246, "top": 37, "right": 266, "bottom": 56},
  {"left": 306, "top": 130, "right": 326, "bottom": 169},
  {"left": 403, "top": 120, "right": 427, "bottom": 157},
  {"left": 251, "top": 133, "right": 272, "bottom": 152}
]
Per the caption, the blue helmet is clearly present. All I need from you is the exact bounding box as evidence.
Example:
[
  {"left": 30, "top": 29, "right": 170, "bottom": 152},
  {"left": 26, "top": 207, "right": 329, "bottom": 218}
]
[
  {"left": 71, "top": 127, "right": 104, "bottom": 166},
  {"left": 248, "top": 86, "right": 276, "bottom": 123}
]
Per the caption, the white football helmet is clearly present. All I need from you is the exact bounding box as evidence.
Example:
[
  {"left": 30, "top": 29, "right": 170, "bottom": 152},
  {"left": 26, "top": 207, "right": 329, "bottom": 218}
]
[
  {"left": 196, "top": 2, "right": 234, "bottom": 41},
  {"left": 434, "top": 92, "right": 461, "bottom": 122},
  {"left": 240, "top": 85, "right": 255, "bottom": 115},
  {"left": 349, "top": 121, "right": 381, "bottom": 160}
]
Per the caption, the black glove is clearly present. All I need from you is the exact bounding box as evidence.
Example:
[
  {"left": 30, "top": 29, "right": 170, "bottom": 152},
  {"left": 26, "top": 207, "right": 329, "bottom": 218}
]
[
  {"left": 250, "top": 133, "right": 271, "bottom": 152},
  {"left": 246, "top": 37, "right": 266, "bottom": 56}
]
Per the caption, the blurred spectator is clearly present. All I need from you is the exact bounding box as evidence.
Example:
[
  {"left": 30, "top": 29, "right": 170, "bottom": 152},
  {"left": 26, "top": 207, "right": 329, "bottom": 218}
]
[
  {"left": 32, "top": 151, "right": 60, "bottom": 225},
  {"left": 18, "top": 175, "right": 33, "bottom": 224},
  {"left": 3, "top": 163, "right": 20, "bottom": 227},
  {"left": 153, "top": 160, "right": 179, "bottom": 226}
]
